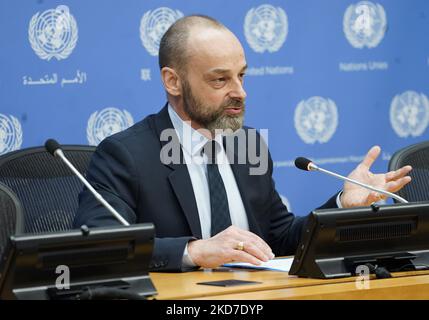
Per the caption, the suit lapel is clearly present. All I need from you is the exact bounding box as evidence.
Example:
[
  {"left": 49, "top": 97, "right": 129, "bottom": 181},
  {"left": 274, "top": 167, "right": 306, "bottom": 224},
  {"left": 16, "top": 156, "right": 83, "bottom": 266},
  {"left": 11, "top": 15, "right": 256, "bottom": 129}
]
[
  {"left": 168, "top": 168, "right": 202, "bottom": 238},
  {"left": 153, "top": 105, "right": 202, "bottom": 238}
]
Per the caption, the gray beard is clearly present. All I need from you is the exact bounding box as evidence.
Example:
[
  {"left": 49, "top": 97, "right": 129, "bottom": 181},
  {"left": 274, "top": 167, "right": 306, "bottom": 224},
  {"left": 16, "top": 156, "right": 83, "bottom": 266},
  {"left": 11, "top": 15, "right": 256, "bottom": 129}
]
[
  {"left": 205, "top": 112, "right": 244, "bottom": 134},
  {"left": 182, "top": 81, "right": 245, "bottom": 134}
]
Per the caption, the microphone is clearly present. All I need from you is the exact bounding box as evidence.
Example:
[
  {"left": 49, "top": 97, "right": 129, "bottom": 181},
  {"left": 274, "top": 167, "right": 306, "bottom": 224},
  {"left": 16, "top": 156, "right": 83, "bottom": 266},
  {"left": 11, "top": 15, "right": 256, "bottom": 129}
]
[
  {"left": 294, "top": 157, "right": 408, "bottom": 204},
  {"left": 45, "top": 139, "right": 130, "bottom": 226}
]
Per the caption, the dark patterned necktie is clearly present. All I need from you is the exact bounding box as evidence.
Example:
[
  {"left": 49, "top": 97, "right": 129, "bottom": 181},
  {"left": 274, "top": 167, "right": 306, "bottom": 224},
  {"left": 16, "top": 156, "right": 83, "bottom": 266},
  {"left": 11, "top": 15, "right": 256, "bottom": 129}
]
[{"left": 204, "top": 140, "right": 232, "bottom": 236}]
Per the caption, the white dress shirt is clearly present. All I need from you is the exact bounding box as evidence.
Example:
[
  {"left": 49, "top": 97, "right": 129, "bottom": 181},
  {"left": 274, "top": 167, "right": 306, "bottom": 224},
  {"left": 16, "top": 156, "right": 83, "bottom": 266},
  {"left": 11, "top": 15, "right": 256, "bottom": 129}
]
[
  {"left": 168, "top": 105, "right": 343, "bottom": 268},
  {"left": 168, "top": 105, "right": 249, "bottom": 267}
]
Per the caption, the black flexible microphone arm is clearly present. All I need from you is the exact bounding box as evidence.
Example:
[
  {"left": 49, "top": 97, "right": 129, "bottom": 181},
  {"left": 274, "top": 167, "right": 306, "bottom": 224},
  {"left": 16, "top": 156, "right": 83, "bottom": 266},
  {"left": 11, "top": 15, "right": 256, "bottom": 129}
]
[{"left": 44, "top": 139, "right": 130, "bottom": 226}]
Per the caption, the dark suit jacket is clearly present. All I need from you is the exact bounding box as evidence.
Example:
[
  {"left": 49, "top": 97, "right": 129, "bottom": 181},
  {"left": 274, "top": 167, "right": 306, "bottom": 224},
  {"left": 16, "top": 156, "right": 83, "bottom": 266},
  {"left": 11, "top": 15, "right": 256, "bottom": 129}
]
[{"left": 74, "top": 105, "right": 338, "bottom": 271}]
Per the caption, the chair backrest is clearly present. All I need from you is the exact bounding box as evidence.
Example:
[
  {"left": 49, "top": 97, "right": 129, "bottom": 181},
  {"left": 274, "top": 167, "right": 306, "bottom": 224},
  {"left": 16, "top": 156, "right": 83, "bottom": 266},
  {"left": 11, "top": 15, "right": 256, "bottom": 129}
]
[
  {"left": 0, "top": 145, "right": 95, "bottom": 233},
  {"left": 388, "top": 140, "right": 429, "bottom": 202},
  {"left": 0, "top": 182, "right": 23, "bottom": 259}
]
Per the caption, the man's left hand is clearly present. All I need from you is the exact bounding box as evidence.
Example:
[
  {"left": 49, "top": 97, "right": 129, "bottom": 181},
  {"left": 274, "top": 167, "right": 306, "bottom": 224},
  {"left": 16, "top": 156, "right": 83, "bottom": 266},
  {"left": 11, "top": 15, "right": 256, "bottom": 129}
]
[{"left": 340, "top": 145, "right": 412, "bottom": 208}]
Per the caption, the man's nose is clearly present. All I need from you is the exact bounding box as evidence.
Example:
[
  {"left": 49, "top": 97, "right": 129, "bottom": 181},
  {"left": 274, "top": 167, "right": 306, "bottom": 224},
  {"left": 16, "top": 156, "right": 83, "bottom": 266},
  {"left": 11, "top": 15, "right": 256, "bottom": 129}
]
[{"left": 229, "top": 79, "right": 247, "bottom": 100}]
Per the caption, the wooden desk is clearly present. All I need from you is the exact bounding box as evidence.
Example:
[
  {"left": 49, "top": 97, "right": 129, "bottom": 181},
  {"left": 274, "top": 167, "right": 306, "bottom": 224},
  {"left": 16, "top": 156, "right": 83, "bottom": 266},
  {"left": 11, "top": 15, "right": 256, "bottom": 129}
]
[{"left": 150, "top": 268, "right": 429, "bottom": 300}]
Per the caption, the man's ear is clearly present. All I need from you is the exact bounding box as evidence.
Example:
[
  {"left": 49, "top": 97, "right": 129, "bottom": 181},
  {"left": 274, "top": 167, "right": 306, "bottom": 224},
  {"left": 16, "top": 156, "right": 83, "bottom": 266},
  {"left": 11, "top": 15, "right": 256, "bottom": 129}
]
[{"left": 161, "top": 67, "right": 181, "bottom": 96}]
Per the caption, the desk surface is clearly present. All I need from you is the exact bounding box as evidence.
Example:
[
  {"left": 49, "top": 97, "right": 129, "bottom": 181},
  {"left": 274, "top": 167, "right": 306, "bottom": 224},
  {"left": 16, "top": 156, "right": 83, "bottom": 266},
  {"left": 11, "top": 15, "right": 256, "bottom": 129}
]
[{"left": 149, "top": 267, "right": 429, "bottom": 300}]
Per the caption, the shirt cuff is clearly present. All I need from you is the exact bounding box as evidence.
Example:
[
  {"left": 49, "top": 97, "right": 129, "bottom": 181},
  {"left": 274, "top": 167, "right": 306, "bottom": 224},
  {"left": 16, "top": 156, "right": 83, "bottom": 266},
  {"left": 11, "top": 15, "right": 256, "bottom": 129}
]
[
  {"left": 336, "top": 191, "right": 343, "bottom": 208},
  {"left": 182, "top": 241, "right": 197, "bottom": 269}
]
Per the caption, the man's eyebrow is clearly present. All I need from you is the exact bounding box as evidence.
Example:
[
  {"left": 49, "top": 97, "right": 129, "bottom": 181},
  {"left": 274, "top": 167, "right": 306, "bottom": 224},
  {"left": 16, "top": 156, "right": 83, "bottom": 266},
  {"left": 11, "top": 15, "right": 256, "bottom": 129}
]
[
  {"left": 207, "top": 65, "right": 248, "bottom": 75},
  {"left": 207, "top": 68, "right": 230, "bottom": 75}
]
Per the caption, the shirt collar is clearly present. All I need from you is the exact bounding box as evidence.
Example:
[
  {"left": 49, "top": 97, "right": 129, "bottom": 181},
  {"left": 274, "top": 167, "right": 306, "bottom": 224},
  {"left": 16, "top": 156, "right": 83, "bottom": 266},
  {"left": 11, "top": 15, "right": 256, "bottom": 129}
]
[{"left": 168, "top": 104, "right": 223, "bottom": 157}]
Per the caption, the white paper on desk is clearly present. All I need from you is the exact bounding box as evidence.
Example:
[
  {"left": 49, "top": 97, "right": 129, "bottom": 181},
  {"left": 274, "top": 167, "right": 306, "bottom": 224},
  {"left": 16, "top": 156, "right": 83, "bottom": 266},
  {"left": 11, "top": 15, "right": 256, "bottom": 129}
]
[{"left": 223, "top": 257, "right": 294, "bottom": 272}]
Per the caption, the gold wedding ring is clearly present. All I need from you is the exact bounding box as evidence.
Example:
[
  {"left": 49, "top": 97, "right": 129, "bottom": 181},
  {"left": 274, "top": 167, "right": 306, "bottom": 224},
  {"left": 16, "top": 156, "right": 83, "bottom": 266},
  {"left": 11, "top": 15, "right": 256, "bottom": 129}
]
[{"left": 236, "top": 241, "right": 245, "bottom": 251}]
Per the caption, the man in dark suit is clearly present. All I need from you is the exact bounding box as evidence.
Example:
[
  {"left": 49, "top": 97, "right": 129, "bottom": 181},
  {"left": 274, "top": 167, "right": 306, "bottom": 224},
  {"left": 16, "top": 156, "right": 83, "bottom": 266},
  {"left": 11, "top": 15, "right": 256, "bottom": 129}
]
[{"left": 74, "top": 15, "right": 412, "bottom": 272}]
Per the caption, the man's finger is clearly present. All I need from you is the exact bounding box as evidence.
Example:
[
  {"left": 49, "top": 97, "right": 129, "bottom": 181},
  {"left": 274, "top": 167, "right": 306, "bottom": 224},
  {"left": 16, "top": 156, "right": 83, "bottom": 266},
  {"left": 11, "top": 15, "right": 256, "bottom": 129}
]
[
  {"left": 230, "top": 249, "right": 264, "bottom": 266},
  {"left": 385, "top": 165, "right": 412, "bottom": 182},
  {"left": 237, "top": 229, "right": 273, "bottom": 258},
  {"left": 360, "top": 145, "right": 381, "bottom": 169},
  {"left": 234, "top": 240, "right": 270, "bottom": 262},
  {"left": 367, "top": 191, "right": 382, "bottom": 204},
  {"left": 384, "top": 176, "right": 412, "bottom": 193},
  {"left": 225, "top": 226, "right": 274, "bottom": 259}
]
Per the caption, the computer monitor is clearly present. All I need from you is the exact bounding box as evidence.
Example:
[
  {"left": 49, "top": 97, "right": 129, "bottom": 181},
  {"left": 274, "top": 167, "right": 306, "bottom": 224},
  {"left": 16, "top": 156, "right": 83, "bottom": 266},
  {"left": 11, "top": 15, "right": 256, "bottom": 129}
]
[
  {"left": 0, "top": 223, "right": 156, "bottom": 299},
  {"left": 289, "top": 201, "right": 429, "bottom": 279}
]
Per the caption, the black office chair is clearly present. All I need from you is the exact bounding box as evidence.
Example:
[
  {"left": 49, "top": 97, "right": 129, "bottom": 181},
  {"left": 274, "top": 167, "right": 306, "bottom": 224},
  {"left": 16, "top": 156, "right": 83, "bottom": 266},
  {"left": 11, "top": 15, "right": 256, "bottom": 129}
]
[
  {"left": 0, "top": 145, "right": 95, "bottom": 233},
  {"left": 0, "top": 182, "right": 23, "bottom": 259},
  {"left": 388, "top": 140, "right": 429, "bottom": 202}
]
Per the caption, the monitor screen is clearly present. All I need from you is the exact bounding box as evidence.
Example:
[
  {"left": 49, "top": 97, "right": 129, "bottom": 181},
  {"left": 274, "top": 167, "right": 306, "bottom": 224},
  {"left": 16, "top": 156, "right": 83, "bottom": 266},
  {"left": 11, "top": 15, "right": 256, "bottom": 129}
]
[
  {"left": 289, "top": 201, "right": 429, "bottom": 279},
  {"left": 0, "top": 223, "right": 156, "bottom": 299}
]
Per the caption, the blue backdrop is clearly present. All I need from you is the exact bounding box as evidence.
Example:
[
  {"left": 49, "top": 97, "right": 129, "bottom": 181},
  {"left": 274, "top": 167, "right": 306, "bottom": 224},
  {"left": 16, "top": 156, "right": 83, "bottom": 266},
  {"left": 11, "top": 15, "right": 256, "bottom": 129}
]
[{"left": 1, "top": 0, "right": 428, "bottom": 215}]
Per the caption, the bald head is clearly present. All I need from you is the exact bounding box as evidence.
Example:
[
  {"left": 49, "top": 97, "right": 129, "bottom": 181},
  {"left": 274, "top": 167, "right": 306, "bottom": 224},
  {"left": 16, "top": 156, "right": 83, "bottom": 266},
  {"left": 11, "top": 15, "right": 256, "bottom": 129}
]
[{"left": 159, "top": 15, "right": 231, "bottom": 74}]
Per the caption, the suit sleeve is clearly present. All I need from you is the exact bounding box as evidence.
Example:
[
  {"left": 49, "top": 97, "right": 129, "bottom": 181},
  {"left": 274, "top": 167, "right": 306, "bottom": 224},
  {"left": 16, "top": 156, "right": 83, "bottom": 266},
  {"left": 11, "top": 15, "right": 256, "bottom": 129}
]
[
  {"left": 74, "top": 137, "right": 195, "bottom": 272},
  {"left": 263, "top": 145, "right": 338, "bottom": 256}
]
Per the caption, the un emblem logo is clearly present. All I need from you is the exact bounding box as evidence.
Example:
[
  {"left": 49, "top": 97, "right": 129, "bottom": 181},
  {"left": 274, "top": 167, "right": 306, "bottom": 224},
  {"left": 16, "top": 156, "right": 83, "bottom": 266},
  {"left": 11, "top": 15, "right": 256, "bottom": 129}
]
[
  {"left": 28, "top": 5, "right": 78, "bottom": 61},
  {"left": 343, "top": 1, "right": 387, "bottom": 49},
  {"left": 294, "top": 97, "right": 338, "bottom": 144},
  {"left": 87, "top": 108, "right": 134, "bottom": 146},
  {"left": 390, "top": 91, "right": 429, "bottom": 138},
  {"left": 0, "top": 114, "right": 23, "bottom": 156},
  {"left": 244, "top": 4, "right": 288, "bottom": 53},
  {"left": 140, "top": 7, "right": 184, "bottom": 56}
]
